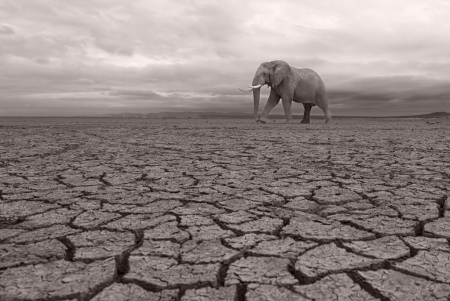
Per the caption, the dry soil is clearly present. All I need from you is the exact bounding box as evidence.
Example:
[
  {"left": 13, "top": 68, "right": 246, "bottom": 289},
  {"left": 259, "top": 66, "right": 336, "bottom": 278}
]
[{"left": 0, "top": 117, "right": 449, "bottom": 301}]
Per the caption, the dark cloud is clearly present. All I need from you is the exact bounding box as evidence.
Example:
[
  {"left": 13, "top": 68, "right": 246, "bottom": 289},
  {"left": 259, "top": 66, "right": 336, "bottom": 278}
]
[
  {"left": 108, "top": 89, "right": 166, "bottom": 100},
  {"left": 73, "top": 78, "right": 96, "bottom": 85},
  {"left": 328, "top": 75, "right": 450, "bottom": 103},
  {"left": 324, "top": 75, "right": 450, "bottom": 116},
  {"left": 0, "top": 24, "right": 15, "bottom": 35}
]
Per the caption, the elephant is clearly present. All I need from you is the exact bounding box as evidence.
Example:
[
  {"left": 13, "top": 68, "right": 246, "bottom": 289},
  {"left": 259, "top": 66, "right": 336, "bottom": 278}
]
[{"left": 239, "top": 60, "right": 331, "bottom": 124}]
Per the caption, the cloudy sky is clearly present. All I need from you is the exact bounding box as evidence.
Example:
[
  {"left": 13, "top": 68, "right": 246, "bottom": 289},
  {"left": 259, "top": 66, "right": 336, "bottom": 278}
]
[{"left": 1, "top": 0, "right": 450, "bottom": 116}]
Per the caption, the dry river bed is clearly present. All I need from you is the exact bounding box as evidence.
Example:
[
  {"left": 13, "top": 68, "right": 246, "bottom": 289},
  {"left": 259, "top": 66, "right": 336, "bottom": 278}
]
[{"left": 0, "top": 117, "right": 449, "bottom": 301}]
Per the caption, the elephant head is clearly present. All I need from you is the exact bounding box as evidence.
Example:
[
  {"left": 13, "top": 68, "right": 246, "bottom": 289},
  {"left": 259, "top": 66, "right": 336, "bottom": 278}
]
[{"left": 240, "top": 60, "right": 291, "bottom": 121}]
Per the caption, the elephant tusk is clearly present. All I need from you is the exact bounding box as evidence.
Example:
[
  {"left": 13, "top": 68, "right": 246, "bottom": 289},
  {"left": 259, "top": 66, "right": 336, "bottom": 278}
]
[
  {"left": 247, "top": 84, "right": 263, "bottom": 89},
  {"left": 238, "top": 88, "right": 253, "bottom": 92},
  {"left": 238, "top": 84, "right": 262, "bottom": 92}
]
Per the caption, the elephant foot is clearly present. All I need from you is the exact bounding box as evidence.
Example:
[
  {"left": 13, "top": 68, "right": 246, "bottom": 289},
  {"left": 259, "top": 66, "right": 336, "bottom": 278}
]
[
  {"left": 258, "top": 117, "right": 267, "bottom": 123},
  {"left": 300, "top": 119, "right": 310, "bottom": 124},
  {"left": 284, "top": 119, "right": 293, "bottom": 124}
]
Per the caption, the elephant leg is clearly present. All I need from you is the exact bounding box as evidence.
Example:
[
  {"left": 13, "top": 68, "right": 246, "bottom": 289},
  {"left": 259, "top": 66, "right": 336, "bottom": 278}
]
[
  {"left": 259, "top": 89, "right": 280, "bottom": 123},
  {"left": 316, "top": 95, "right": 332, "bottom": 123},
  {"left": 301, "top": 103, "right": 312, "bottom": 124},
  {"left": 281, "top": 95, "right": 293, "bottom": 123},
  {"left": 324, "top": 109, "right": 332, "bottom": 123},
  {"left": 318, "top": 103, "right": 332, "bottom": 123}
]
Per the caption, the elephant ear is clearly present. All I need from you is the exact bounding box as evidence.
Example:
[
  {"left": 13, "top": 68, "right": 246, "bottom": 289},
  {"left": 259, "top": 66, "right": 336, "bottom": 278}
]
[{"left": 272, "top": 61, "right": 290, "bottom": 87}]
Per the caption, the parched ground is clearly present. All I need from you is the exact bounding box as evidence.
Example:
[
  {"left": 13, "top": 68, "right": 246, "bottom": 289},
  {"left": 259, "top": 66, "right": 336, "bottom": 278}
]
[{"left": 0, "top": 117, "right": 449, "bottom": 301}]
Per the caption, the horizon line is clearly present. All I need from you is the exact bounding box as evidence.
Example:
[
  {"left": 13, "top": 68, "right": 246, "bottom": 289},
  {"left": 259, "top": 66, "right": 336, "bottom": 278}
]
[{"left": 0, "top": 111, "right": 448, "bottom": 119}]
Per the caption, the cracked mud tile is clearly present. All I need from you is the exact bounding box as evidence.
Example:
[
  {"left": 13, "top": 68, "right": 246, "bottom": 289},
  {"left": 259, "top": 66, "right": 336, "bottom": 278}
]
[
  {"left": 246, "top": 284, "right": 309, "bottom": 301},
  {"left": 218, "top": 198, "right": 259, "bottom": 211},
  {"left": 102, "top": 173, "right": 142, "bottom": 185},
  {"left": 7, "top": 225, "right": 81, "bottom": 244},
  {"left": 179, "top": 215, "right": 215, "bottom": 227},
  {"left": 343, "top": 236, "right": 410, "bottom": 259},
  {"left": 91, "top": 283, "right": 178, "bottom": 301},
  {"left": 295, "top": 243, "right": 383, "bottom": 279},
  {"left": 272, "top": 209, "right": 325, "bottom": 221},
  {"left": 187, "top": 224, "right": 236, "bottom": 241},
  {"left": 58, "top": 174, "right": 104, "bottom": 187},
  {"left": 343, "top": 200, "right": 374, "bottom": 211},
  {"left": 0, "top": 229, "right": 25, "bottom": 242},
  {"left": 26, "top": 181, "right": 68, "bottom": 191},
  {"left": 225, "top": 216, "right": 284, "bottom": 235},
  {"left": 225, "top": 256, "right": 298, "bottom": 286},
  {"left": 393, "top": 203, "right": 440, "bottom": 221},
  {"left": 445, "top": 197, "right": 449, "bottom": 217},
  {"left": 0, "top": 258, "right": 115, "bottom": 300},
  {"left": 343, "top": 205, "right": 399, "bottom": 217},
  {"left": 282, "top": 217, "right": 375, "bottom": 242},
  {"left": 424, "top": 217, "right": 450, "bottom": 239},
  {"left": 182, "top": 285, "right": 237, "bottom": 301},
  {"left": 72, "top": 210, "right": 121, "bottom": 229},
  {"left": 0, "top": 239, "right": 66, "bottom": 269},
  {"left": 71, "top": 185, "right": 104, "bottom": 194},
  {"left": 313, "top": 186, "right": 362, "bottom": 205},
  {"left": 104, "top": 213, "right": 176, "bottom": 231},
  {"left": 330, "top": 215, "right": 417, "bottom": 236},
  {"left": 224, "top": 233, "right": 278, "bottom": 250},
  {"left": 403, "top": 236, "right": 450, "bottom": 253},
  {"left": 181, "top": 239, "right": 240, "bottom": 264},
  {"left": 249, "top": 237, "right": 318, "bottom": 259},
  {"left": 393, "top": 250, "right": 450, "bottom": 283},
  {"left": 16, "top": 208, "right": 82, "bottom": 229},
  {"left": 283, "top": 197, "right": 319, "bottom": 211},
  {"left": 359, "top": 269, "right": 450, "bottom": 300},
  {"left": 393, "top": 187, "right": 446, "bottom": 201},
  {"left": 293, "top": 273, "right": 378, "bottom": 301},
  {"left": 0, "top": 200, "right": 60, "bottom": 221},
  {"left": 103, "top": 200, "right": 183, "bottom": 214},
  {"left": 126, "top": 199, "right": 184, "bottom": 214},
  {"left": 101, "top": 203, "right": 139, "bottom": 213},
  {"left": 196, "top": 186, "right": 222, "bottom": 196},
  {"left": 171, "top": 202, "right": 226, "bottom": 216},
  {"left": 208, "top": 184, "right": 241, "bottom": 196},
  {"left": 215, "top": 210, "right": 258, "bottom": 224},
  {"left": 237, "top": 190, "right": 285, "bottom": 206},
  {"left": 66, "top": 198, "right": 102, "bottom": 211},
  {"left": 131, "top": 240, "right": 180, "bottom": 258},
  {"left": 152, "top": 178, "right": 196, "bottom": 192},
  {"left": 124, "top": 256, "right": 220, "bottom": 288},
  {"left": 68, "top": 230, "right": 135, "bottom": 260},
  {"left": 144, "top": 221, "right": 190, "bottom": 243},
  {"left": 1, "top": 191, "right": 35, "bottom": 202},
  {"left": 96, "top": 189, "right": 158, "bottom": 205},
  {"left": 261, "top": 184, "right": 312, "bottom": 198},
  {"left": 318, "top": 205, "right": 348, "bottom": 216}
]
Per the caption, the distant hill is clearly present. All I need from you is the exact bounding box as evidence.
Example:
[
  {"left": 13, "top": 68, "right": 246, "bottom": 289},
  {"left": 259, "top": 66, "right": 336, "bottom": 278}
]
[
  {"left": 96, "top": 111, "right": 450, "bottom": 119},
  {"left": 402, "top": 111, "right": 450, "bottom": 118},
  {"left": 98, "top": 112, "right": 253, "bottom": 119},
  {"left": 97, "top": 112, "right": 322, "bottom": 119}
]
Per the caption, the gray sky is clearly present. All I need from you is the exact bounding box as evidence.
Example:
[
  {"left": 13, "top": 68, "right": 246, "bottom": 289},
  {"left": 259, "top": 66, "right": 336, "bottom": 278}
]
[{"left": 1, "top": 0, "right": 450, "bottom": 116}]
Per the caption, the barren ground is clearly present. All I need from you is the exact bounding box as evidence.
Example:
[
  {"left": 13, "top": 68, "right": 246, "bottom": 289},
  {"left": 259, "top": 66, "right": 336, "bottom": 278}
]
[{"left": 0, "top": 117, "right": 449, "bottom": 301}]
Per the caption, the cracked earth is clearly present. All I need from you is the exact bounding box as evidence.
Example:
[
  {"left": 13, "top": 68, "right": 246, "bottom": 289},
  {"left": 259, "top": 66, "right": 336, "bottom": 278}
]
[{"left": 0, "top": 117, "right": 449, "bottom": 301}]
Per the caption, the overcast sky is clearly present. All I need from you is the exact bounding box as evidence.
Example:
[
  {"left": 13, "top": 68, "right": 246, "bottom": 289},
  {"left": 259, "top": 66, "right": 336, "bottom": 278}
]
[{"left": 1, "top": 0, "right": 450, "bottom": 116}]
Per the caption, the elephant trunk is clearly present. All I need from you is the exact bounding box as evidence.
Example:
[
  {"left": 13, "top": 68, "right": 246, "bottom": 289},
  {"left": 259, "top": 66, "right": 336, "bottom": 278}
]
[{"left": 253, "top": 88, "right": 260, "bottom": 122}]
